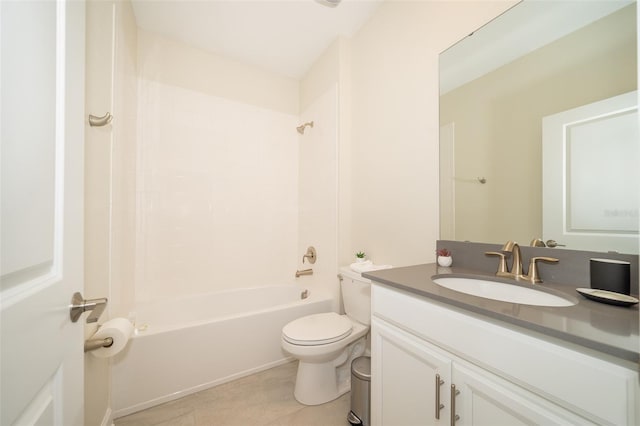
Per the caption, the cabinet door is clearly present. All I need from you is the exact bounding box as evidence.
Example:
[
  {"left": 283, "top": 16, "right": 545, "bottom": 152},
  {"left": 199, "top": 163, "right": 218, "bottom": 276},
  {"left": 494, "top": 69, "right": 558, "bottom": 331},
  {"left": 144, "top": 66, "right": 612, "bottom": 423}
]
[
  {"left": 371, "top": 318, "right": 452, "bottom": 426},
  {"left": 451, "top": 361, "right": 598, "bottom": 426}
]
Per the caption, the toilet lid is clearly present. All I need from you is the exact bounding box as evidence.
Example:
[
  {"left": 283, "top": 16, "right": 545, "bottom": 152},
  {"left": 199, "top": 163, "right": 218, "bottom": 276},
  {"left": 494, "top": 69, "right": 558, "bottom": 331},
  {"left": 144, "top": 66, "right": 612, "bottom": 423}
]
[{"left": 282, "top": 312, "right": 353, "bottom": 346}]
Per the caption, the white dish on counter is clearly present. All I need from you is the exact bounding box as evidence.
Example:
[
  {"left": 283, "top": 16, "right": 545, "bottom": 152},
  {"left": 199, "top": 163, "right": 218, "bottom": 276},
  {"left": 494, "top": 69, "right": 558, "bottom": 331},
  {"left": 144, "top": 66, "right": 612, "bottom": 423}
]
[{"left": 576, "top": 288, "right": 639, "bottom": 307}]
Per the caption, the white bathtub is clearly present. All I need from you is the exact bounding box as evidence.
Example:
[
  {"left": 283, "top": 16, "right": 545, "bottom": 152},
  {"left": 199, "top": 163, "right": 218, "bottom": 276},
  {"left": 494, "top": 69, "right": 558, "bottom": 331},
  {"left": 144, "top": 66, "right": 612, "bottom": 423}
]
[{"left": 112, "top": 285, "right": 332, "bottom": 418}]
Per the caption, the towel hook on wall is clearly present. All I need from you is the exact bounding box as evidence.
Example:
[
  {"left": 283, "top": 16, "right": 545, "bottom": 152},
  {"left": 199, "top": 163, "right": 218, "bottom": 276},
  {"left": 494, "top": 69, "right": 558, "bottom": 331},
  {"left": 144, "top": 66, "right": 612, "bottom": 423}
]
[
  {"left": 296, "top": 121, "right": 314, "bottom": 135},
  {"left": 89, "top": 112, "right": 113, "bottom": 127}
]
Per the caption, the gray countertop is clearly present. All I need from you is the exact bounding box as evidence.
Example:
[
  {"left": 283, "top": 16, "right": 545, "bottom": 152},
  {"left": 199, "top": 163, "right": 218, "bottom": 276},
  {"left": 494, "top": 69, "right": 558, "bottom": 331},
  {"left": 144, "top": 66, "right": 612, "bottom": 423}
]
[{"left": 363, "top": 263, "right": 639, "bottom": 363}]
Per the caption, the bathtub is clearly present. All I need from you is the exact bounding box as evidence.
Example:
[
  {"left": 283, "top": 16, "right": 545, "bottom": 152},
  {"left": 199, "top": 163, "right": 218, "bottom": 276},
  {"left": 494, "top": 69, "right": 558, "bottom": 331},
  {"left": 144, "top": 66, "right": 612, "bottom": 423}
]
[{"left": 111, "top": 285, "right": 332, "bottom": 418}]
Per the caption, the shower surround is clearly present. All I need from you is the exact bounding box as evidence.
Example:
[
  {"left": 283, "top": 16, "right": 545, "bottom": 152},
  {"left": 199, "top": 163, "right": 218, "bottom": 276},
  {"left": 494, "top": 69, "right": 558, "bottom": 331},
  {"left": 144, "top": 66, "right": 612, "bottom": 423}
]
[
  {"left": 135, "top": 78, "right": 300, "bottom": 302},
  {"left": 114, "top": 29, "right": 331, "bottom": 313}
]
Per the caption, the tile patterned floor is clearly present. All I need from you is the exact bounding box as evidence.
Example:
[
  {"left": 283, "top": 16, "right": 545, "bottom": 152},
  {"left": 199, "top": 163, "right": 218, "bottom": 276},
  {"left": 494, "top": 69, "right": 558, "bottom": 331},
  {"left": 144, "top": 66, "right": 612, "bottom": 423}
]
[{"left": 114, "top": 361, "right": 352, "bottom": 426}]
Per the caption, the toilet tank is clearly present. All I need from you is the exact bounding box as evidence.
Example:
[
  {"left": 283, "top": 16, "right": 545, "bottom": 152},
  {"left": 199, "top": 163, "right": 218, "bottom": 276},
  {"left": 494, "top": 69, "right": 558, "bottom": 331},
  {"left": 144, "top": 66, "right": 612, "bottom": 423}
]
[{"left": 339, "top": 267, "right": 371, "bottom": 325}]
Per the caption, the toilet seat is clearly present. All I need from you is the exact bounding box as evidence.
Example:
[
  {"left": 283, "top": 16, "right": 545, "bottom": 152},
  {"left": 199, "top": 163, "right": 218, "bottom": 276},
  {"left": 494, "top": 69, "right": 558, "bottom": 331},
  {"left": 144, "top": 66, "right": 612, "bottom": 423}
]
[{"left": 282, "top": 312, "right": 353, "bottom": 346}]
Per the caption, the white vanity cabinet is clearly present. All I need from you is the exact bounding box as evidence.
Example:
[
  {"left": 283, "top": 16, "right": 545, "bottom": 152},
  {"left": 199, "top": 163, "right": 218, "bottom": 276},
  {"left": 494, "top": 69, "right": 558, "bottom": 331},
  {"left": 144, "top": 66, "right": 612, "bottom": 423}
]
[
  {"left": 371, "top": 284, "right": 639, "bottom": 426},
  {"left": 372, "top": 318, "right": 596, "bottom": 425}
]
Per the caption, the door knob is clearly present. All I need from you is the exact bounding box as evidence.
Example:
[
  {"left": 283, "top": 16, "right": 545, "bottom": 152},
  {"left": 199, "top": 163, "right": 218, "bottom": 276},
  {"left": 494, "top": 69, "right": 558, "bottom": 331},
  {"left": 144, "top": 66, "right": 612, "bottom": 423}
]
[
  {"left": 70, "top": 292, "right": 108, "bottom": 323},
  {"left": 545, "top": 239, "right": 566, "bottom": 248}
]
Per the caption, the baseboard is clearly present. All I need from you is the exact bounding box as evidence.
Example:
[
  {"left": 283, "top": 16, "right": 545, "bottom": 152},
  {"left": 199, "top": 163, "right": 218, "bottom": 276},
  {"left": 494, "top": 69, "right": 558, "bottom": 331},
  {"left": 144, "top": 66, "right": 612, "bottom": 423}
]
[{"left": 100, "top": 407, "right": 113, "bottom": 426}]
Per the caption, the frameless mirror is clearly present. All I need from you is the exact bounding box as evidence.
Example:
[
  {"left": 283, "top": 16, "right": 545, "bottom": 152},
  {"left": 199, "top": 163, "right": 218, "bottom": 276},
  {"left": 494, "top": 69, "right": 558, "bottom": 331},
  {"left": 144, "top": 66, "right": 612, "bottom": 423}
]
[{"left": 439, "top": 0, "right": 638, "bottom": 254}]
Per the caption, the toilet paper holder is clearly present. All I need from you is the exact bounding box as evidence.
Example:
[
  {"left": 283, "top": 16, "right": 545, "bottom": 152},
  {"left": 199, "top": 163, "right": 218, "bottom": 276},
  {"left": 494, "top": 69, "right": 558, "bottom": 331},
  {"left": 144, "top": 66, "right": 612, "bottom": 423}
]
[
  {"left": 84, "top": 317, "right": 134, "bottom": 357},
  {"left": 70, "top": 292, "right": 108, "bottom": 323},
  {"left": 84, "top": 336, "right": 114, "bottom": 353}
]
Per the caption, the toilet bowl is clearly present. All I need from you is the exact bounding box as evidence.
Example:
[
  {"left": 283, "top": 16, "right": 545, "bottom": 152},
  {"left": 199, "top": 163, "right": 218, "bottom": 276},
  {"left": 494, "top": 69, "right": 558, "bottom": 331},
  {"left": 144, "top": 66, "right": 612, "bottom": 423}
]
[{"left": 281, "top": 268, "right": 371, "bottom": 405}]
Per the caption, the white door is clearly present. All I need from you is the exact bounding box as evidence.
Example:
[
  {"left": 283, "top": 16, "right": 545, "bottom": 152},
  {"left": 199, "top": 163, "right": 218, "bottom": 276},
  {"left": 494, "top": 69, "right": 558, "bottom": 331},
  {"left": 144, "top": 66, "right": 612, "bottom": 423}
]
[
  {"left": 1, "top": 1, "right": 86, "bottom": 425},
  {"left": 542, "top": 91, "right": 639, "bottom": 253}
]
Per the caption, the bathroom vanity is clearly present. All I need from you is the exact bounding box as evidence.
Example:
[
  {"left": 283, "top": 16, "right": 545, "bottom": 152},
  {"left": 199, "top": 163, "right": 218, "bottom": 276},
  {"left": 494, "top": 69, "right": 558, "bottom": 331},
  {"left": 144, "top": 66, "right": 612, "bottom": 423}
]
[
  {"left": 364, "top": 264, "right": 639, "bottom": 426},
  {"left": 422, "top": 0, "right": 639, "bottom": 422}
]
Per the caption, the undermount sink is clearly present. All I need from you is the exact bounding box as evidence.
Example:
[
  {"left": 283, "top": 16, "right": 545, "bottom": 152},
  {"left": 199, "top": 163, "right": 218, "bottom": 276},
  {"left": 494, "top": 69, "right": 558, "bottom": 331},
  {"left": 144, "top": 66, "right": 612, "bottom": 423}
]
[{"left": 432, "top": 276, "right": 576, "bottom": 307}]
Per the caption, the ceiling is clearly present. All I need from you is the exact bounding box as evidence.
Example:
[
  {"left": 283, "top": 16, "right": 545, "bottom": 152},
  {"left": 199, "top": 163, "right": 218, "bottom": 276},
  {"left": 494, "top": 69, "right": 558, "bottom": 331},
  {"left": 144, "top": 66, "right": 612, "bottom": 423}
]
[{"left": 130, "top": 0, "right": 383, "bottom": 79}]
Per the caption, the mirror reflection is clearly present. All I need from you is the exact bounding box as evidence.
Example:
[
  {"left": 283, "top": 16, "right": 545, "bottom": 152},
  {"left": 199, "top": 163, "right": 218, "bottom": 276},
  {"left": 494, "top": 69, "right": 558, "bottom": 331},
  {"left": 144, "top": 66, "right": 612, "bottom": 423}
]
[{"left": 439, "top": 0, "right": 638, "bottom": 254}]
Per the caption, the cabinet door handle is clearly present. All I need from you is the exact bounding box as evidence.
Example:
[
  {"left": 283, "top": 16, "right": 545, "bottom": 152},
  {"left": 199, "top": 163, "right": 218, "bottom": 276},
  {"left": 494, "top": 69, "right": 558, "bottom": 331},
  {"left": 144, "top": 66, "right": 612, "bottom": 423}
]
[
  {"left": 435, "top": 374, "right": 445, "bottom": 419},
  {"left": 450, "top": 384, "right": 460, "bottom": 426}
]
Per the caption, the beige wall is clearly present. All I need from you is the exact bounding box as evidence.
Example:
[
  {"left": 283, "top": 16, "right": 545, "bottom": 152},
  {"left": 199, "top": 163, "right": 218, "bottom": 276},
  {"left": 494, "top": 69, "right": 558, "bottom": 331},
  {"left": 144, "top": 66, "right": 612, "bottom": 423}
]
[
  {"left": 440, "top": 4, "right": 637, "bottom": 246},
  {"left": 348, "top": 0, "right": 516, "bottom": 267}
]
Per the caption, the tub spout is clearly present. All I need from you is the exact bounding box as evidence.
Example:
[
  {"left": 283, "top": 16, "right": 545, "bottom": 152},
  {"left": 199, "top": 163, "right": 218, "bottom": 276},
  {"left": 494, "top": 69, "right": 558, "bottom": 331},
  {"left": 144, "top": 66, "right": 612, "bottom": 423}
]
[{"left": 296, "top": 269, "right": 313, "bottom": 277}]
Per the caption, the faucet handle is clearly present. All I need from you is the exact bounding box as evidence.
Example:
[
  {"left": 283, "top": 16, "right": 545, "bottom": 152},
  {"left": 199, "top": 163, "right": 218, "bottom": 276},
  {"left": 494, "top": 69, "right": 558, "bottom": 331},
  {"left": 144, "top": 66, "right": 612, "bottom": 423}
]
[
  {"left": 485, "top": 251, "right": 509, "bottom": 276},
  {"left": 525, "top": 256, "right": 559, "bottom": 284},
  {"left": 302, "top": 246, "right": 317, "bottom": 264},
  {"left": 530, "top": 238, "right": 546, "bottom": 247}
]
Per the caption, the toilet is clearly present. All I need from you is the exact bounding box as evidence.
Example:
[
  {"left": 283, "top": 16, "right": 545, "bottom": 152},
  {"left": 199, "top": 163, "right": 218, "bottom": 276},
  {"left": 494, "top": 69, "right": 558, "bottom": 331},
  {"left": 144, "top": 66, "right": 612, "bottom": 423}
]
[{"left": 281, "top": 267, "right": 371, "bottom": 405}]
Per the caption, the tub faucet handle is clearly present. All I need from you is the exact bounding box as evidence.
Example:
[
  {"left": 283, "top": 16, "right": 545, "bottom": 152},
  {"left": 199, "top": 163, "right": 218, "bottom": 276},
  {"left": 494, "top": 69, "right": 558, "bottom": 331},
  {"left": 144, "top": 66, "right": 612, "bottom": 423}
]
[{"left": 302, "top": 246, "right": 317, "bottom": 264}]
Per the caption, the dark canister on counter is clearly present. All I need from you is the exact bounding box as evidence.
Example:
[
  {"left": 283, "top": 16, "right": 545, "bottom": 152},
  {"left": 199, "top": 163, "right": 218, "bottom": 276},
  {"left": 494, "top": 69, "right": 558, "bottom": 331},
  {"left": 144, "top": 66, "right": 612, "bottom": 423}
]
[{"left": 590, "top": 258, "right": 631, "bottom": 295}]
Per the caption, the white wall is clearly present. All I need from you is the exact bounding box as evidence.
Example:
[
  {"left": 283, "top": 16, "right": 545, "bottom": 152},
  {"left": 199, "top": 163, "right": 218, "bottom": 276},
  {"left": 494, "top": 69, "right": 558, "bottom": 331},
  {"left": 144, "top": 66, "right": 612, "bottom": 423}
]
[
  {"left": 348, "top": 0, "right": 517, "bottom": 267},
  {"left": 132, "top": 31, "right": 300, "bottom": 304},
  {"left": 296, "top": 85, "right": 340, "bottom": 308},
  {"left": 298, "top": 38, "right": 348, "bottom": 309}
]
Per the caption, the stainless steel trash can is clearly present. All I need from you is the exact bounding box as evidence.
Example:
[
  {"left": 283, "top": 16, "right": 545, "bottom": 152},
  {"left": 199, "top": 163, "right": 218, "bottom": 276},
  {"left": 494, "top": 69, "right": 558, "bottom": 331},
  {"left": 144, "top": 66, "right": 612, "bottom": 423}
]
[{"left": 348, "top": 356, "right": 371, "bottom": 426}]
